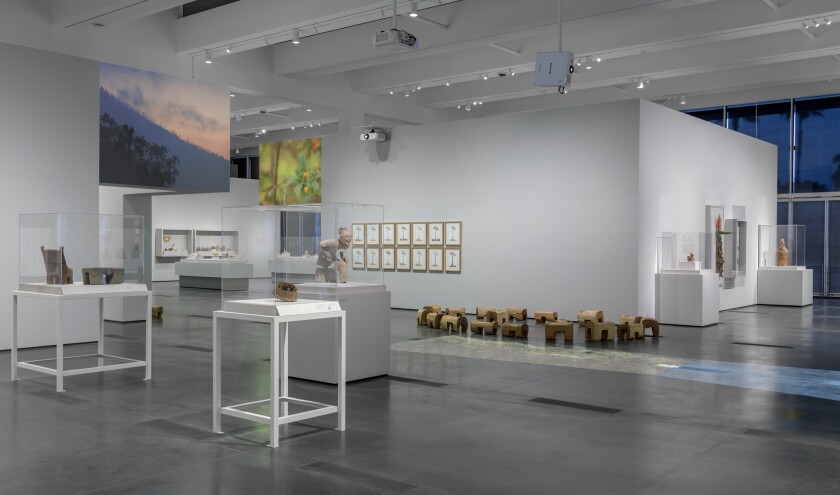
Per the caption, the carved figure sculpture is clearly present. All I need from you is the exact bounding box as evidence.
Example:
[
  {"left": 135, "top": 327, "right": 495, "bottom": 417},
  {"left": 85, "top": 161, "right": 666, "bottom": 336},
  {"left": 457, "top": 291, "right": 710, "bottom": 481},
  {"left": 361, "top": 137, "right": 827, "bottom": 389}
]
[
  {"left": 576, "top": 309, "right": 604, "bottom": 327},
  {"left": 476, "top": 307, "right": 496, "bottom": 320},
  {"left": 620, "top": 315, "right": 661, "bottom": 338},
  {"left": 41, "top": 246, "right": 73, "bottom": 285},
  {"left": 485, "top": 310, "right": 510, "bottom": 326},
  {"left": 470, "top": 319, "right": 498, "bottom": 335},
  {"left": 82, "top": 268, "right": 125, "bottom": 285},
  {"left": 585, "top": 320, "right": 616, "bottom": 341},
  {"left": 501, "top": 322, "right": 529, "bottom": 338},
  {"left": 315, "top": 228, "right": 352, "bottom": 283},
  {"left": 534, "top": 311, "right": 559, "bottom": 323},
  {"left": 617, "top": 316, "right": 644, "bottom": 341},
  {"left": 545, "top": 320, "right": 573, "bottom": 342},
  {"left": 687, "top": 252, "right": 695, "bottom": 262},
  {"left": 776, "top": 238, "right": 789, "bottom": 267},
  {"left": 441, "top": 315, "right": 468, "bottom": 333},
  {"left": 506, "top": 308, "right": 528, "bottom": 321}
]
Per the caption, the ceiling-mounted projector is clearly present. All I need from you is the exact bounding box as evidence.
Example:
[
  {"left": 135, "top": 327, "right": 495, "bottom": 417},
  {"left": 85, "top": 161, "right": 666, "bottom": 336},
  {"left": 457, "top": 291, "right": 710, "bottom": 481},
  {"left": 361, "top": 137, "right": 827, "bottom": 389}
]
[
  {"left": 534, "top": 51, "right": 575, "bottom": 93},
  {"left": 373, "top": 29, "right": 418, "bottom": 50},
  {"left": 361, "top": 129, "right": 387, "bottom": 142}
]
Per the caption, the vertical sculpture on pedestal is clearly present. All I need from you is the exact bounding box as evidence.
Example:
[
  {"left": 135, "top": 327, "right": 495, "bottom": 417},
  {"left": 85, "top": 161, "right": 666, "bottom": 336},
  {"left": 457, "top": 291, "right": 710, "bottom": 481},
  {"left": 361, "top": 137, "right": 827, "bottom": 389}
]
[
  {"left": 315, "top": 228, "right": 352, "bottom": 283},
  {"left": 776, "top": 238, "right": 789, "bottom": 267}
]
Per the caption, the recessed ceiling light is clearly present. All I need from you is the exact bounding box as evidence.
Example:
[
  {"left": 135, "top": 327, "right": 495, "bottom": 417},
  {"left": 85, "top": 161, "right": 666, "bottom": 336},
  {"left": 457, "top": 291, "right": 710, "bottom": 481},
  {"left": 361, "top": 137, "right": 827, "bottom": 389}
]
[
  {"left": 803, "top": 21, "right": 810, "bottom": 29},
  {"left": 389, "top": 89, "right": 394, "bottom": 95},
  {"left": 409, "top": 1, "right": 418, "bottom": 17},
  {"left": 446, "top": 80, "right": 450, "bottom": 86},
  {"left": 230, "top": 93, "right": 235, "bottom": 97},
  {"left": 204, "top": 50, "right": 213, "bottom": 64},
  {"left": 482, "top": 74, "right": 488, "bottom": 80},
  {"left": 637, "top": 80, "right": 645, "bottom": 89},
  {"left": 596, "top": 55, "right": 602, "bottom": 63},
  {"left": 826, "top": 18, "right": 832, "bottom": 25},
  {"left": 226, "top": 45, "right": 232, "bottom": 53},
  {"left": 306, "top": 108, "right": 312, "bottom": 112},
  {"left": 292, "top": 29, "right": 301, "bottom": 44},
  {"left": 680, "top": 95, "right": 686, "bottom": 105}
]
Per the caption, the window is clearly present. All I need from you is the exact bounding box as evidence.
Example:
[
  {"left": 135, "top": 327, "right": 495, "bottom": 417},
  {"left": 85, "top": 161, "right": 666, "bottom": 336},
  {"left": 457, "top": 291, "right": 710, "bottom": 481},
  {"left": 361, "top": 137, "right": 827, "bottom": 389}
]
[
  {"left": 794, "top": 95, "right": 840, "bottom": 194},
  {"left": 230, "top": 157, "right": 247, "bottom": 179},
  {"left": 685, "top": 107, "right": 724, "bottom": 127}
]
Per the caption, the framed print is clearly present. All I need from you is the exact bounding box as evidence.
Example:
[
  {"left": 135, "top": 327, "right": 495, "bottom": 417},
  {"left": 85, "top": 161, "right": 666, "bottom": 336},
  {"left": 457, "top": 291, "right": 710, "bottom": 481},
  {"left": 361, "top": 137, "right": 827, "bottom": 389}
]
[
  {"left": 382, "top": 247, "right": 395, "bottom": 270},
  {"left": 427, "top": 222, "right": 444, "bottom": 246},
  {"left": 365, "top": 223, "right": 380, "bottom": 245},
  {"left": 396, "top": 248, "right": 411, "bottom": 271},
  {"left": 366, "top": 247, "right": 380, "bottom": 270},
  {"left": 351, "top": 247, "right": 365, "bottom": 269},
  {"left": 428, "top": 248, "right": 444, "bottom": 272},
  {"left": 412, "top": 222, "right": 427, "bottom": 246},
  {"left": 351, "top": 224, "right": 365, "bottom": 245},
  {"left": 445, "top": 248, "right": 461, "bottom": 273},
  {"left": 412, "top": 247, "right": 427, "bottom": 271},
  {"left": 396, "top": 223, "right": 411, "bottom": 246},
  {"left": 445, "top": 221, "right": 462, "bottom": 246},
  {"left": 381, "top": 223, "right": 396, "bottom": 245}
]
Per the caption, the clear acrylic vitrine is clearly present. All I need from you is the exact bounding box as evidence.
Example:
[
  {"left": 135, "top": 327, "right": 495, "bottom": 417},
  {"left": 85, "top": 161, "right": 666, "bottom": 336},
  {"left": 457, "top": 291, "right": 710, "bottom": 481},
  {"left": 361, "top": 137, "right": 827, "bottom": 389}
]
[
  {"left": 656, "top": 232, "right": 711, "bottom": 273},
  {"left": 19, "top": 213, "right": 145, "bottom": 293},
  {"left": 758, "top": 224, "right": 804, "bottom": 268}
]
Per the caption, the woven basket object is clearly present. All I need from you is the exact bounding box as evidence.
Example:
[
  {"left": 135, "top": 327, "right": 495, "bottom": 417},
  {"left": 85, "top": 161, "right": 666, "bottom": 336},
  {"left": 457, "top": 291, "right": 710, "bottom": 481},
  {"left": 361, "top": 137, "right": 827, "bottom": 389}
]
[{"left": 274, "top": 282, "right": 298, "bottom": 302}]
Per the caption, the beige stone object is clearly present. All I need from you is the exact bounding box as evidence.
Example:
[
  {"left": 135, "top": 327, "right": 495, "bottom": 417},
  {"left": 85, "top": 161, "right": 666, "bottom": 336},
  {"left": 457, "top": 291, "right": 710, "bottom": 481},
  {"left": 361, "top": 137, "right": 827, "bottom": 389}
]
[
  {"left": 620, "top": 315, "right": 660, "bottom": 338},
  {"left": 486, "top": 310, "right": 510, "bottom": 325},
  {"left": 776, "top": 238, "right": 789, "bottom": 267},
  {"left": 416, "top": 308, "right": 432, "bottom": 326},
  {"left": 577, "top": 309, "right": 604, "bottom": 327},
  {"left": 315, "top": 228, "right": 352, "bottom": 283},
  {"left": 506, "top": 308, "right": 527, "bottom": 321},
  {"left": 426, "top": 312, "right": 444, "bottom": 329},
  {"left": 41, "top": 246, "right": 73, "bottom": 285},
  {"left": 585, "top": 320, "right": 615, "bottom": 341},
  {"left": 534, "top": 311, "right": 558, "bottom": 323},
  {"left": 545, "top": 320, "right": 573, "bottom": 342},
  {"left": 476, "top": 307, "right": 496, "bottom": 320},
  {"left": 428, "top": 305, "right": 441, "bottom": 313},
  {"left": 446, "top": 307, "right": 466, "bottom": 317},
  {"left": 501, "top": 322, "right": 529, "bottom": 338},
  {"left": 470, "top": 319, "right": 498, "bottom": 335},
  {"left": 441, "top": 315, "right": 469, "bottom": 333},
  {"left": 617, "top": 321, "right": 644, "bottom": 341}
]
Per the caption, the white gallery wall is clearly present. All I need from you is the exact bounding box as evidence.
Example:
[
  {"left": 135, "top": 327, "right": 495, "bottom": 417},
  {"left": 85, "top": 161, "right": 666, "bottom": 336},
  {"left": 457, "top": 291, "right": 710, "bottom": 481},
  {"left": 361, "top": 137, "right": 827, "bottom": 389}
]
[
  {"left": 324, "top": 100, "right": 643, "bottom": 318},
  {"left": 0, "top": 42, "right": 101, "bottom": 350},
  {"left": 637, "top": 100, "right": 777, "bottom": 315}
]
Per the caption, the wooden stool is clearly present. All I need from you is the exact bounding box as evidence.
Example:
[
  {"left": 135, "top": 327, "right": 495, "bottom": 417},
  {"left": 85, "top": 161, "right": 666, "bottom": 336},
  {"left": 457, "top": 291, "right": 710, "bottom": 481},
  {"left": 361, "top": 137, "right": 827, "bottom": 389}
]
[
  {"left": 501, "top": 322, "right": 529, "bottom": 338},
  {"left": 446, "top": 307, "right": 466, "bottom": 317},
  {"left": 506, "top": 308, "right": 528, "bottom": 321},
  {"left": 476, "top": 307, "right": 496, "bottom": 320},
  {"left": 417, "top": 308, "right": 432, "bottom": 326},
  {"left": 486, "top": 310, "right": 510, "bottom": 325},
  {"left": 545, "top": 320, "right": 573, "bottom": 342},
  {"left": 428, "top": 305, "right": 441, "bottom": 313},
  {"left": 641, "top": 317, "right": 660, "bottom": 338},
  {"left": 616, "top": 321, "right": 644, "bottom": 341},
  {"left": 470, "top": 320, "right": 498, "bottom": 335},
  {"left": 577, "top": 309, "right": 604, "bottom": 327},
  {"left": 426, "top": 312, "right": 444, "bottom": 329},
  {"left": 441, "top": 315, "right": 469, "bottom": 333},
  {"left": 534, "top": 311, "right": 558, "bottom": 323},
  {"left": 585, "top": 320, "right": 615, "bottom": 341},
  {"left": 151, "top": 306, "right": 163, "bottom": 319}
]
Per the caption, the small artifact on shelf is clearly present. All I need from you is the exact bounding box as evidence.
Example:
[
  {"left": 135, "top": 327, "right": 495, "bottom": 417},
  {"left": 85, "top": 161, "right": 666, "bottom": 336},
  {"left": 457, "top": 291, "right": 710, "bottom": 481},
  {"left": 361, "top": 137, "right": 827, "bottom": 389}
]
[
  {"left": 686, "top": 252, "right": 695, "bottom": 262},
  {"left": 470, "top": 319, "right": 498, "bottom": 335},
  {"left": 534, "top": 311, "right": 558, "bottom": 323},
  {"left": 545, "top": 320, "right": 573, "bottom": 342},
  {"left": 576, "top": 309, "right": 604, "bottom": 327},
  {"left": 501, "top": 322, "right": 529, "bottom": 338},
  {"left": 151, "top": 306, "right": 164, "bottom": 319},
  {"left": 441, "top": 315, "right": 469, "bottom": 333},
  {"left": 41, "top": 246, "right": 73, "bottom": 285},
  {"left": 315, "top": 228, "right": 352, "bottom": 283},
  {"left": 476, "top": 307, "right": 496, "bottom": 320},
  {"left": 776, "top": 238, "right": 789, "bottom": 267},
  {"left": 506, "top": 308, "right": 528, "bottom": 321},
  {"left": 82, "top": 268, "right": 125, "bottom": 285},
  {"left": 585, "top": 320, "right": 616, "bottom": 341},
  {"left": 274, "top": 281, "right": 298, "bottom": 302}
]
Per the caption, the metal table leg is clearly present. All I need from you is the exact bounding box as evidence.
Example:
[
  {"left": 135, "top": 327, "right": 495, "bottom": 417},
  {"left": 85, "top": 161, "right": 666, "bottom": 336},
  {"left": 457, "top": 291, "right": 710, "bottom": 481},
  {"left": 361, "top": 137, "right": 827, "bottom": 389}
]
[
  {"left": 212, "top": 313, "right": 222, "bottom": 434},
  {"left": 56, "top": 298, "right": 64, "bottom": 393},
  {"left": 144, "top": 294, "right": 152, "bottom": 380},
  {"left": 269, "top": 318, "right": 280, "bottom": 448},
  {"left": 11, "top": 294, "right": 18, "bottom": 381},
  {"left": 337, "top": 313, "right": 346, "bottom": 431}
]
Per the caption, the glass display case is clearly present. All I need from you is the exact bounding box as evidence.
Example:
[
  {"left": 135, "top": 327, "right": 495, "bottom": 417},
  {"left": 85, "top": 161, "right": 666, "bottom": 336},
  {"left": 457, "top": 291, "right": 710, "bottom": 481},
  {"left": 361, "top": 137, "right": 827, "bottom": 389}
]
[
  {"left": 155, "top": 228, "right": 192, "bottom": 258},
  {"left": 706, "top": 205, "right": 747, "bottom": 289},
  {"left": 195, "top": 230, "right": 239, "bottom": 258},
  {"left": 656, "top": 232, "right": 711, "bottom": 273},
  {"left": 19, "top": 213, "right": 145, "bottom": 293},
  {"left": 758, "top": 224, "right": 805, "bottom": 268},
  {"left": 220, "top": 203, "right": 384, "bottom": 309}
]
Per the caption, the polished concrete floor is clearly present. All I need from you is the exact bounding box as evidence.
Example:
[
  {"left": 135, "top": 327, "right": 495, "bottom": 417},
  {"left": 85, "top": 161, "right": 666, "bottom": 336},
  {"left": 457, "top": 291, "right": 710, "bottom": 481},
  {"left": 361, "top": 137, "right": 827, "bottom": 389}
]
[{"left": 2, "top": 283, "right": 840, "bottom": 494}]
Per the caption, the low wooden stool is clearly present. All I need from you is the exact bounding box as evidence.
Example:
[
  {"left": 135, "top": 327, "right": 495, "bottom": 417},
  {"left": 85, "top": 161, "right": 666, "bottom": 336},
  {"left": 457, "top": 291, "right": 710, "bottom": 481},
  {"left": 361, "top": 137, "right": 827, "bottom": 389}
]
[
  {"left": 486, "top": 310, "right": 510, "bottom": 325},
  {"left": 506, "top": 308, "right": 528, "bottom": 321},
  {"left": 616, "top": 316, "right": 644, "bottom": 341},
  {"left": 641, "top": 317, "right": 660, "bottom": 338},
  {"left": 446, "top": 307, "right": 466, "bottom": 317},
  {"left": 470, "top": 320, "right": 498, "bottom": 335},
  {"left": 428, "top": 305, "right": 441, "bottom": 313},
  {"left": 426, "top": 312, "right": 444, "bottom": 329},
  {"left": 545, "top": 320, "right": 573, "bottom": 342},
  {"left": 476, "top": 307, "right": 496, "bottom": 320},
  {"left": 577, "top": 309, "right": 604, "bottom": 327},
  {"left": 417, "top": 307, "right": 433, "bottom": 325},
  {"left": 441, "top": 315, "right": 469, "bottom": 333},
  {"left": 585, "top": 320, "right": 615, "bottom": 341},
  {"left": 151, "top": 306, "right": 163, "bottom": 319},
  {"left": 534, "top": 311, "right": 558, "bottom": 323},
  {"left": 501, "top": 322, "right": 529, "bottom": 338}
]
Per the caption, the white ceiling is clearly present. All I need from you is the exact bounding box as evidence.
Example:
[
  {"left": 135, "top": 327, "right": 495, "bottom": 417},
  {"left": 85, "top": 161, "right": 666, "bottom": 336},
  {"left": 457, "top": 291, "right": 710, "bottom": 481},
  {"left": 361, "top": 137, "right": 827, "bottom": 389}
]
[{"left": 3, "top": 0, "right": 840, "bottom": 149}]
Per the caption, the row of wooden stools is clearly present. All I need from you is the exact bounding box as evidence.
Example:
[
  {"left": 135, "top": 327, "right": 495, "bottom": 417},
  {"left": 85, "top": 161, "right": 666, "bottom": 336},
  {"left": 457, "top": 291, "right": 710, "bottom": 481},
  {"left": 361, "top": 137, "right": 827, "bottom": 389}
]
[{"left": 416, "top": 306, "right": 660, "bottom": 343}]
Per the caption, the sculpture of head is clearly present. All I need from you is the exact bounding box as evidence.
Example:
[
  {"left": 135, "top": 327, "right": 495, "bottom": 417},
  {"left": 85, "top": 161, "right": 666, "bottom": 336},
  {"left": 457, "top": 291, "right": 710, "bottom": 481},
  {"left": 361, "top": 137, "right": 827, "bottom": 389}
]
[
  {"left": 780, "top": 238, "right": 786, "bottom": 247},
  {"left": 338, "top": 227, "right": 352, "bottom": 248}
]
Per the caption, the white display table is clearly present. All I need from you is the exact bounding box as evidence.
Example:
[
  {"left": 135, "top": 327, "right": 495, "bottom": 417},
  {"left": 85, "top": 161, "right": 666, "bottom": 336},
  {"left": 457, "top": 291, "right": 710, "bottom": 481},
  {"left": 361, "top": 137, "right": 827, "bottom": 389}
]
[
  {"left": 212, "top": 298, "right": 345, "bottom": 448},
  {"left": 286, "top": 283, "right": 390, "bottom": 384},
  {"left": 655, "top": 270, "right": 719, "bottom": 327},
  {"left": 757, "top": 267, "right": 813, "bottom": 307},
  {"left": 174, "top": 259, "right": 254, "bottom": 290},
  {"left": 12, "top": 283, "right": 152, "bottom": 392},
  {"left": 268, "top": 256, "right": 318, "bottom": 276}
]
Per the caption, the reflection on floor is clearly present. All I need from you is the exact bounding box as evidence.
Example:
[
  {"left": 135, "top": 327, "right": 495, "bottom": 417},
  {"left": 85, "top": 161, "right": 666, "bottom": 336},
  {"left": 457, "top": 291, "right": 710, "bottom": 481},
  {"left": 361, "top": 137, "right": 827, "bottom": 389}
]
[{"left": 392, "top": 335, "right": 688, "bottom": 374}]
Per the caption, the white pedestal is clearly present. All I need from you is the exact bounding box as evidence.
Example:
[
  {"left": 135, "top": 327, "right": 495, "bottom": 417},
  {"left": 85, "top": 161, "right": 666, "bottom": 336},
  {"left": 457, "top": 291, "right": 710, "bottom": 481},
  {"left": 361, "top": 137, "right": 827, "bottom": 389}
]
[
  {"left": 757, "top": 267, "right": 813, "bottom": 307},
  {"left": 174, "top": 259, "right": 254, "bottom": 290},
  {"left": 655, "top": 270, "right": 719, "bottom": 327},
  {"left": 288, "top": 283, "right": 391, "bottom": 384},
  {"left": 678, "top": 261, "right": 701, "bottom": 270}
]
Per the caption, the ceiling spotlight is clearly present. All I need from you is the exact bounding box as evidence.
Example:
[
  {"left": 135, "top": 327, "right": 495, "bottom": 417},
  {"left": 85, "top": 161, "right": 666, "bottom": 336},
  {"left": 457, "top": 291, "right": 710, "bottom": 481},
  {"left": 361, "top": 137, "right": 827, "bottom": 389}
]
[
  {"left": 456, "top": 104, "right": 461, "bottom": 109},
  {"left": 575, "top": 58, "right": 581, "bottom": 66},
  {"left": 680, "top": 95, "right": 686, "bottom": 105},
  {"left": 803, "top": 21, "right": 810, "bottom": 29},
  {"left": 478, "top": 101, "right": 483, "bottom": 105},
  {"left": 317, "top": 122, "right": 321, "bottom": 126},
  {"left": 404, "top": 87, "right": 411, "bottom": 97},
  {"left": 417, "top": 85, "right": 421, "bottom": 90},
  {"left": 826, "top": 18, "right": 832, "bottom": 25},
  {"left": 637, "top": 80, "right": 645, "bottom": 89},
  {"left": 226, "top": 45, "right": 232, "bottom": 53},
  {"left": 261, "top": 128, "right": 266, "bottom": 134},
  {"left": 306, "top": 108, "right": 312, "bottom": 112},
  {"left": 814, "top": 19, "right": 820, "bottom": 28},
  {"left": 235, "top": 147, "right": 240, "bottom": 153},
  {"left": 596, "top": 55, "right": 602, "bottom": 63},
  {"left": 585, "top": 56, "right": 593, "bottom": 69},
  {"left": 234, "top": 112, "right": 242, "bottom": 122},
  {"left": 482, "top": 73, "right": 488, "bottom": 80},
  {"left": 466, "top": 103, "right": 472, "bottom": 111},
  {"left": 473, "top": 100, "right": 478, "bottom": 105},
  {"left": 409, "top": 1, "right": 418, "bottom": 17},
  {"left": 291, "top": 125, "right": 295, "bottom": 130},
  {"left": 230, "top": 93, "right": 235, "bottom": 98},
  {"left": 254, "top": 132, "right": 259, "bottom": 137},
  {"left": 509, "top": 68, "right": 516, "bottom": 76},
  {"left": 204, "top": 50, "right": 213, "bottom": 64},
  {"left": 446, "top": 80, "right": 451, "bottom": 86},
  {"left": 292, "top": 29, "right": 301, "bottom": 44}
]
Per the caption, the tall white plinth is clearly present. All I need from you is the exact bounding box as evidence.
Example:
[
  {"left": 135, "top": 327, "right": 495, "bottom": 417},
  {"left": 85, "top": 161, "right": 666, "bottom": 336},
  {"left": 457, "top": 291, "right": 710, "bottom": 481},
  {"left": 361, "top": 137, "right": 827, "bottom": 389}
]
[
  {"left": 757, "top": 267, "right": 813, "bottom": 307},
  {"left": 655, "top": 270, "right": 719, "bottom": 327},
  {"left": 289, "top": 283, "right": 390, "bottom": 384}
]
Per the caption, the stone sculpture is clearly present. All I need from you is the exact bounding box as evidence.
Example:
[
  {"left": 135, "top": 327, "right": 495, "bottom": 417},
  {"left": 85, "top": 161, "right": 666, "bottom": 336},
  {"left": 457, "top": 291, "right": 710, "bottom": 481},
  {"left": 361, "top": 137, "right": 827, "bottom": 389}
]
[
  {"left": 82, "top": 268, "right": 125, "bottom": 285},
  {"left": 506, "top": 308, "right": 528, "bottom": 321},
  {"left": 470, "top": 319, "right": 498, "bottom": 335},
  {"left": 585, "top": 320, "right": 616, "bottom": 341},
  {"left": 576, "top": 309, "right": 604, "bottom": 327},
  {"left": 545, "top": 320, "right": 573, "bottom": 342},
  {"left": 535, "top": 311, "right": 559, "bottom": 323},
  {"left": 41, "top": 246, "right": 73, "bottom": 285},
  {"left": 476, "top": 307, "right": 496, "bottom": 320},
  {"left": 501, "top": 322, "right": 529, "bottom": 338},
  {"left": 715, "top": 214, "right": 727, "bottom": 279},
  {"left": 315, "top": 228, "right": 352, "bottom": 283},
  {"left": 687, "top": 252, "right": 695, "bottom": 262},
  {"left": 776, "top": 238, "right": 789, "bottom": 267}
]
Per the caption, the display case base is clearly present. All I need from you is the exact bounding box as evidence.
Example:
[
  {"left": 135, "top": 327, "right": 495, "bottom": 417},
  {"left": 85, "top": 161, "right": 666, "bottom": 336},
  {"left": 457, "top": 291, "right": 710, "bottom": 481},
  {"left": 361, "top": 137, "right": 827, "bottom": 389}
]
[
  {"left": 757, "top": 267, "right": 813, "bottom": 307},
  {"left": 655, "top": 270, "right": 719, "bottom": 327},
  {"left": 178, "top": 276, "right": 249, "bottom": 291}
]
